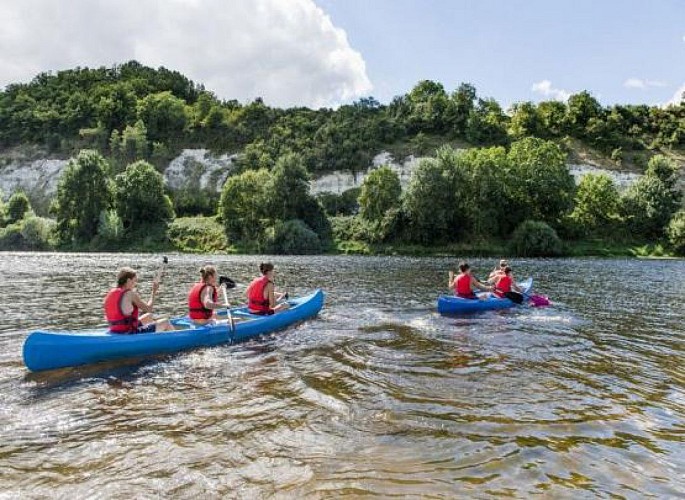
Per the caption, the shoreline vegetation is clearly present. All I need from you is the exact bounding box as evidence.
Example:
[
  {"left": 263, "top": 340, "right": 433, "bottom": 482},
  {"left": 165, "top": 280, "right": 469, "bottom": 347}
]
[{"left": 0, "top": 62, "right": 683, "bottom": 258}]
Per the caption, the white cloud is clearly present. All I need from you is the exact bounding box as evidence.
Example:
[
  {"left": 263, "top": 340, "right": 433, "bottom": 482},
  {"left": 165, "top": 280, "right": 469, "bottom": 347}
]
[
  {"left": 667, "top": 83, "right": 685, "bottom": 106},
  {"left": 623, "top": 78, "right": 667, "bottom": 89},
  {"left": 0, "top": 0, "right": 372, "bottom": 108},
  {"left": 531, "top": 80, "right": 571, "bottom": 101}
]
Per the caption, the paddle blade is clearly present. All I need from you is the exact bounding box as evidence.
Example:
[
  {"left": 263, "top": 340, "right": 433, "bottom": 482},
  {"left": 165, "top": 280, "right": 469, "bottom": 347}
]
[
  {"left": 529, "top": 294, "right": 550, "bottom": 307},
  {"left": 219, "top": 276, "right": 236, "bottom": 289}
]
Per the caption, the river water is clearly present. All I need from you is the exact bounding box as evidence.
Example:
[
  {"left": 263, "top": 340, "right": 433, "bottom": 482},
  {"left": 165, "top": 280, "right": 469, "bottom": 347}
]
[{"left": 0, "top": 253, "right": 683, "bottom": 498}]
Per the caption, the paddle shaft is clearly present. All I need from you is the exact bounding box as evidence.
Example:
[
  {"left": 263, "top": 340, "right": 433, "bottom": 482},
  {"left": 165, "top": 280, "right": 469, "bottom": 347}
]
[{"left": 221, "top": 285, "right": 235, "bottom": 334}]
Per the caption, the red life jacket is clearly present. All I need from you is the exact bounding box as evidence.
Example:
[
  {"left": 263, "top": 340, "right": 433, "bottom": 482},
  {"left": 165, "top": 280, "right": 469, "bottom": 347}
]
[
  {"left": 104, "top": 287, "right": 139, "bottom": 333},
  {"left": 455, "top": 274, "right": 476, "bottom": 298},
  {"left": 188, "top": 282, "right": 217, "bottom": 320},
  {"left": 495, "top": 275, "right": 512, "bottom": 298},
  {"left": 248, "top": 275, "right": 272, "bottom": 313}
]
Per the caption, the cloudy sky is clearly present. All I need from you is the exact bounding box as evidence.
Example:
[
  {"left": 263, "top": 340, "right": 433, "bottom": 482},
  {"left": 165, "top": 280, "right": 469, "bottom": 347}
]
[{"left": 0, "top": 0, "right": 683, "bottom": 108}]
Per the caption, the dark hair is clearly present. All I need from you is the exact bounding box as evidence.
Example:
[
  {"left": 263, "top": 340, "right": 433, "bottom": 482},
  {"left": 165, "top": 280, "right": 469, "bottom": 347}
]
[
  {"left": 503, "top": 266, "right": 512, "bottom": 274},
  {"left": 200, "top": 265, "right": 216, "bottom": 283},
  {"left": 459, "top": 262, "right": 470, "bottom": 273},
  {"left": 259, "top": 262, "right": 274, "bottom": 275},
  {"left": 116, "top": 267, "right": 137, "bottom": 287}
]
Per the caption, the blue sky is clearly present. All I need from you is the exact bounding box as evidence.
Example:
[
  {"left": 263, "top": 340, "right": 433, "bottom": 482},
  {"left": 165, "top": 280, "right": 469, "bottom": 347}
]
[{"left": 316, "top": 0, "right": 685, "bottom": 107}]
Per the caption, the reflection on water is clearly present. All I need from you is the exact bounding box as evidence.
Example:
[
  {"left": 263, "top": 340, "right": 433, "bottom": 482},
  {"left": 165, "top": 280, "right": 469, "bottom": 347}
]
[{"left": 0, "top": 253, "right": 684, "bottom": 497}]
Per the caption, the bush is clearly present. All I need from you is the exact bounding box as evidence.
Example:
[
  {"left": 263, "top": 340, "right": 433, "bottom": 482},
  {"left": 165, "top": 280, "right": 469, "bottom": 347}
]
[
  {"left": 168, "top": 216, "right": 228, "bottom": 253},
  {"left": 667, "top": 210, "right": 685, "bottom": 256},
  {"left": 7, "top": 191, "right": 31, "bottom": 224},
  {"left": 0, "top": 223, "right": 24, "bottom": 250},
  {"left": 265, "top": 219, "right": 321, "bottom": 255},
  {"left": 20, "top": 216, "right": 55, "bottom": 249},
  {"left": 331, "top": 215, "right": 371, "bottom": 242},
  {"left": 97, "top": 209, "right": 124, "bottom": 242},
  {"left": 317, "top": 187, "right": 360, "bottom": 216},
  {"left": 510, "top": 220, "right": 563, "bottom": 257}
]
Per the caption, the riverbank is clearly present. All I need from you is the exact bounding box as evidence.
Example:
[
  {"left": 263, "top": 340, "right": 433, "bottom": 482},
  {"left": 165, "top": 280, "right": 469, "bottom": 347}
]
[{"left": 1, "top": 214, "right": 676, "bottom": 258}]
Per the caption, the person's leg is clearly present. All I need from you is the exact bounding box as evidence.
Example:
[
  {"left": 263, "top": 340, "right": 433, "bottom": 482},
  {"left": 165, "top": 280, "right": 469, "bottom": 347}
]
[
  {"left": 273, "top": 302, "right": 290, "bottom": 312},
  {"left": 155, "top": 318, "right": 174, "bottom": 331},
  {"left": 138, "top": 313, "right": 154, "bottom": 325}
]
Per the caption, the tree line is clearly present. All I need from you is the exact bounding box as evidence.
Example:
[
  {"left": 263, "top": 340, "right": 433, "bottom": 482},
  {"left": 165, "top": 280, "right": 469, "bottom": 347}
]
[
  {"left": 0, "top": 141, "right": 683, "bottom": 255},
  {"left": 0, "top": 62, "right": 683, "bottom": 255},
  {"left": 1, "top": 62, "right": 683, "bottom": 182}
]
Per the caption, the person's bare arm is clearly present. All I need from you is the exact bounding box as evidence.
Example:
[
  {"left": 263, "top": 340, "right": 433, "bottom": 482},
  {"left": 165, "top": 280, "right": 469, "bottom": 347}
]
[
  {"left": 130, "top": 287, "right": 155, "bottom": 314},
  {"left": 472, "top": 276, "right": 491, "bottom": 292},
  {"left": 448, "top": 271, "right": 456, "bottom": 288},
  {"left": 202, "top": 287, "right": 227, "bottom": 310},
  {"left": 265, "top": 282, "right": 276, "bottom": 309}
]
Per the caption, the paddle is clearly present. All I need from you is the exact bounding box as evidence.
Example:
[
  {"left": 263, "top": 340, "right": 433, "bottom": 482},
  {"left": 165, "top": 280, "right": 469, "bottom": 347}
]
[
  {"left": 154, "top": 256, "right": 168, "bottom": 284},
  {"left": 218, "top": 276, "right": 237, "bottom": 332}
]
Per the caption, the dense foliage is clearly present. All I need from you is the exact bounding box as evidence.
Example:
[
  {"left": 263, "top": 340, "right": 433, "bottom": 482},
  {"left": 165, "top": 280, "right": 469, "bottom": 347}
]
[
  {"left": 510, "top": 220, "right": 563, "bottom": 257},
  {"left": 0, "top": 62, "right": 683, "bottom": 255},
  {"left": 54, "top": 150, "right": 112, "bottom": 243},
  {"left": 114, "top": 160, "right": 174, "bottom": 230},
  {"left": 6, "top": 191, "right": 31, "bottom": 224}
]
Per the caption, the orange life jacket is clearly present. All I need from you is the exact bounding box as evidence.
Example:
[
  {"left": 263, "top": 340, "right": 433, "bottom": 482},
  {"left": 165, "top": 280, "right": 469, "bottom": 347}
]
[
  {"left": 248, "top": 276, "right": 272, "bottom": 313},
  {"left": 104, "top": 287, "right": 139, "bottom": 333},
  {"left": 188, "top": 282, "right": 217, "bottom": 320}
]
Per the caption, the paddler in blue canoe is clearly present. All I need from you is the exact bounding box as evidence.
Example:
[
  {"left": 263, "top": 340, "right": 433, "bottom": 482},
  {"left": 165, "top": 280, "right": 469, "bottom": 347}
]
[
  {"left": 492, "top": 266, "right": 524, "bottom": 303},
  {"left": 246, "top": 262, "right": 290, "bottom": 315},
  {"left": 103, "top": 267, "right": 174, "bottom": 334},
  {"left": 448, "top": 262, "right": 492, "bottom": 300},
  {"left": 187, "top": 265, "right": 232, "bottom": 325}
]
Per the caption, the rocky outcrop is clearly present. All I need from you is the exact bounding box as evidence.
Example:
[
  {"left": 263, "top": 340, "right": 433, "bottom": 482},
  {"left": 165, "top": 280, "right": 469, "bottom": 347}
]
[{"left": 0, "top": 148, "right": 645, "bottom": 212}]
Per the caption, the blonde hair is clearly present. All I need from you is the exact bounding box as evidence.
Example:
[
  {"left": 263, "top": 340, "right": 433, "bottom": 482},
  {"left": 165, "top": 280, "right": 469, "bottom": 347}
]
[{"left": 200, "top": 265, "right": 216, "bottom": 283}]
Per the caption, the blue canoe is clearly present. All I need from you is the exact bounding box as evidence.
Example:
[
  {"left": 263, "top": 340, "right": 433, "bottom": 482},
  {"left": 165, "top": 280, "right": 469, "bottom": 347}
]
[
  {"left": 437, "top": 278, "right": 533, "bottom": 315},
  {"left": 23, "top": 289, "right": 324, "bottom": 372}
]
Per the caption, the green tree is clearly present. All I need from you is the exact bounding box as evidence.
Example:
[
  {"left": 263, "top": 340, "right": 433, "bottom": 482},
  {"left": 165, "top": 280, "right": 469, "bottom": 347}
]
[
  {"left": 466, "top": 98, "right": 509, "bottom": 145},
  {"left": 509, "top": 102, "right": 543, "bottom": 139},
  {"left": 6, "top": 190, "right": 31, "bottom": 224},
  {"left": 454, "top": 145, "right": 511, "bottom": 236},
  {"left": 0, "top": 189, "right": 7, "bottom": 227},
  {"left": 114, "top": 160, "right": 174, "bottom": 230},
  {"left": 137, "top": 91, "right": 188, "bottom": 143},
  {"left": 568, "top": 173, "right": 621, "bottom": 236},
  {"left": 667, "top": 210, "right": 685, "bottom": 255},
  {"left": 359, "top": 166, "right": 401, "bottom": 222},
  {"left": 447, "top": 83, "right": 477, "bottom": 136},
  {"left": 268, "top": 153, "right": 332, "bottom": 242},
  {"left": 405, "top": 80, "right": 450, "bottom": 134},
  {"left": 403, "top": 153, "right": 465, "bottom": 244},
  {"left": 565, "top": 91, "right": 603, "bottom": 136},
  {"left": 537, "top": 101, "right": 566, "bottom": 137},
  {"left": 55, "top": 150, "right": 113, "bottom": 243},
  {"left": 621, "top": 156, "right": 682, "bottom": 240},
  {"left": 218, "top": 169, "right": 271, "bottom": 242},
  {"left": 507, "top": 137, "right": 575, "bottom": 226}
]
